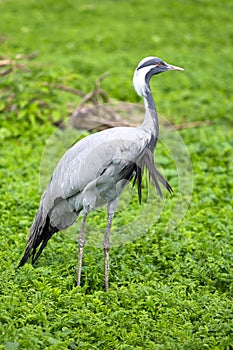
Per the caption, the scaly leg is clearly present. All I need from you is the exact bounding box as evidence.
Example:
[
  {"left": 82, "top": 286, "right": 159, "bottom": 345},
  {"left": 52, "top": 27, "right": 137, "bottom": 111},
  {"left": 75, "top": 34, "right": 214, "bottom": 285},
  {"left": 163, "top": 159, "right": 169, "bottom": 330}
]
[
  {"left": 103, "top": 213, "right": 113, "bottom": 291},
  {"left": 77, "top": 211, "right": 88, "bottom": 286},
  {"left": 103, "top": 198, "right": 119, "bottom": 291}
]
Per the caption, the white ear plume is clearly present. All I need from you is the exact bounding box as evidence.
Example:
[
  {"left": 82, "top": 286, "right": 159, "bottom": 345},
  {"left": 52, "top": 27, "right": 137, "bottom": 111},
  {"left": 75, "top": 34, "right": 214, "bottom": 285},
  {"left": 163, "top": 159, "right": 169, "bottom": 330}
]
[
  {"left": 133, "top": 56, "right": 159, "bottom": 97},
  {"left": 133, "top": 65, "right": 156, "bottom": 97}
]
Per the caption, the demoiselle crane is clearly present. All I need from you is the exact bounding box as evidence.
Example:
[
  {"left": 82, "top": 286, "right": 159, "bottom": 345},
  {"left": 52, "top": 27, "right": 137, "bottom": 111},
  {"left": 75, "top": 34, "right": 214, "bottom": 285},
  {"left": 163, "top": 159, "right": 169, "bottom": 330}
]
[{"left": 18, "top": 56, "right": 184, "bottom": 290}]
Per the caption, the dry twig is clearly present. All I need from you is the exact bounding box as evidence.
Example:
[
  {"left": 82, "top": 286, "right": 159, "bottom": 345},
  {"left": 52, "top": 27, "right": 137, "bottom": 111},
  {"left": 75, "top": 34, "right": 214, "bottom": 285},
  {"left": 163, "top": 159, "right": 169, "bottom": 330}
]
[
  {"left": 167, "top": 120, "right": 212, "bottom": 130},
  {"left": 0, "top": 52, "right": 36, "bottom": 75}
]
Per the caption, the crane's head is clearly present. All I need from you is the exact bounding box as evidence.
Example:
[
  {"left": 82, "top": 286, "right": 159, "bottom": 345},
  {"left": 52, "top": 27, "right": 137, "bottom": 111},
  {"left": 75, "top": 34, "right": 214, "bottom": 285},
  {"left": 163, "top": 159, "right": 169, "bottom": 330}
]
[{"left": 133, "top": 56, "right": 184, "bottom": 98}]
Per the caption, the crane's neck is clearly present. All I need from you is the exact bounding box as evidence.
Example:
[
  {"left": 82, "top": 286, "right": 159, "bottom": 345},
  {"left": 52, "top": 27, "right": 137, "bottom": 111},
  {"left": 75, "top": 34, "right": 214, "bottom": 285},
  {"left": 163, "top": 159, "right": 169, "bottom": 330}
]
[
  {"left": 133, "top": 68, "right": 159, "bottom": 148},
  {"left": 140, "top": 87, "right": 159, "bottom": 149}
]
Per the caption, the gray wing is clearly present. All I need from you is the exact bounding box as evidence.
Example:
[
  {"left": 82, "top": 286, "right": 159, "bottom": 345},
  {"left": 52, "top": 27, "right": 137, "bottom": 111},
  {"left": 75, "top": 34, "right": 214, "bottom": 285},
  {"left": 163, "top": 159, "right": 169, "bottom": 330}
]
[{"left": 41, "top": 127, "right": 148, "bottom": 221}]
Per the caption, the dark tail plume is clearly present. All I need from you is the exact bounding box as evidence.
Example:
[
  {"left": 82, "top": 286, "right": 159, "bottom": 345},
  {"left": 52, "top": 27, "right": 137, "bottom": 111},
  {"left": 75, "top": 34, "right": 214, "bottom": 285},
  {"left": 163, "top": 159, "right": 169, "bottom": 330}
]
[
  {"left": 144, "top": 150, "right": 173, "bottom": 197},
  {"left": 18, "top": 205, "right": 58, "bottom": 268},
  {"left": 132, "top": 164, "right": 143, "bottom": 204},
  {"left": 131, "top": 150, "right": 172, "bottom": 204}
]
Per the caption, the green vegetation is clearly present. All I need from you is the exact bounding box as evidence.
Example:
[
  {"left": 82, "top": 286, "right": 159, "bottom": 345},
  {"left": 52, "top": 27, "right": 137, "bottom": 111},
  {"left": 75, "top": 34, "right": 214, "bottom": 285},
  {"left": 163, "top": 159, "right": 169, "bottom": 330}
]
[{"left": 0, "top": 0, "right": 232, "bottom": 349}]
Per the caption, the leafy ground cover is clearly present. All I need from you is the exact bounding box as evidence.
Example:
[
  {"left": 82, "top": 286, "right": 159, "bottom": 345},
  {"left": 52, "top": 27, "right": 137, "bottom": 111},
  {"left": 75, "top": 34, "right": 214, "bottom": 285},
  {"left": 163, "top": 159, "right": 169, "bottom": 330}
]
[{"left": 0, "top": 0, "right": 233, "bottom": 349}]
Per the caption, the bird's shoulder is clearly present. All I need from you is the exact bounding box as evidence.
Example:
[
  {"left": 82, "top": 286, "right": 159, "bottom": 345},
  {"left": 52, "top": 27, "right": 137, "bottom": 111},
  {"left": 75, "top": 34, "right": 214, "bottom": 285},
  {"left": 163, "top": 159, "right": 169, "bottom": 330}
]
[{"left": 58, "top": 126, "right": 148, "bottom": 165}]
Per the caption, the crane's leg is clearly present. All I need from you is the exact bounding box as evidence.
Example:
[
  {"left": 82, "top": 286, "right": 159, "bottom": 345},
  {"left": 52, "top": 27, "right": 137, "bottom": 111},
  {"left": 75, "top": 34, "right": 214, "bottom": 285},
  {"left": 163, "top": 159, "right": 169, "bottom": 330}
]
[
  {"left": 103, "top": 213, "right": 113, "bottom": 291},
  {"left": 77, "top": 211, "right": 88, "bottom": 286},
  {"left": 103, "top": 198, "right": 119, "bottom": 291}
]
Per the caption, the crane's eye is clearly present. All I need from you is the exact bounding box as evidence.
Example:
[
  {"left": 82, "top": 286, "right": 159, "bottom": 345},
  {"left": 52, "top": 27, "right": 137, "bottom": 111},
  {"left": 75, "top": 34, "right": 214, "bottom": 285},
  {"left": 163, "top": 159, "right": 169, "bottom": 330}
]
[{"left": 157, "top": 62, "right": 162, "bottom": 67}]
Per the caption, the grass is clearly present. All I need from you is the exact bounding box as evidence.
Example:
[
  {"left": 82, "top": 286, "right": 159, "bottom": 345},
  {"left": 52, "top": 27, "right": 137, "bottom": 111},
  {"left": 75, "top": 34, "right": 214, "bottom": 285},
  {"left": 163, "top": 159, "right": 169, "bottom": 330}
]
[{"left": 0, "top": 0, "right": 233, "bottom": 349}]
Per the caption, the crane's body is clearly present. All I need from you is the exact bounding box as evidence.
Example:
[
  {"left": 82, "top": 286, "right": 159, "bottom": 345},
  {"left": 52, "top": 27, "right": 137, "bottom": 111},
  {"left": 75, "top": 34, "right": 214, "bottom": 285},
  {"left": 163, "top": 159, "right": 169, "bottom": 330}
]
[
  {"left": 18, "top": 56, "right": 183, "bottom": 290},
  {"left": 43, "top": 125, "right": 153, "bottom": 228}
]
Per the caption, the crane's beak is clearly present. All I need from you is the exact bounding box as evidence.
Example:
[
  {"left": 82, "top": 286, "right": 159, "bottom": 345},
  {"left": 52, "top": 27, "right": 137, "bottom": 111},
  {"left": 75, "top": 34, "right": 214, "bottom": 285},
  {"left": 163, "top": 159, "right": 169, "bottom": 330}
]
[{"left": 166, "top": 63, "right": 184, "bottom": 71}]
